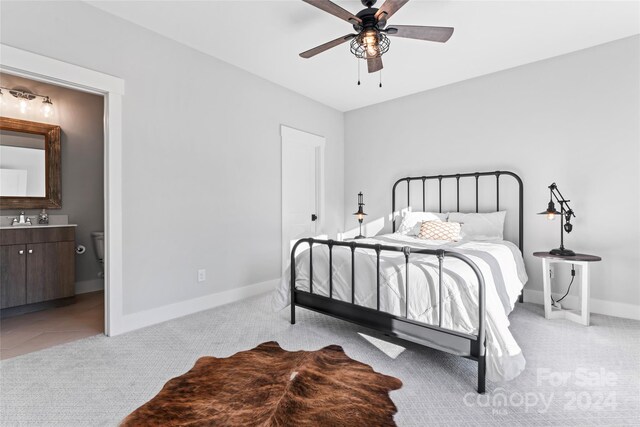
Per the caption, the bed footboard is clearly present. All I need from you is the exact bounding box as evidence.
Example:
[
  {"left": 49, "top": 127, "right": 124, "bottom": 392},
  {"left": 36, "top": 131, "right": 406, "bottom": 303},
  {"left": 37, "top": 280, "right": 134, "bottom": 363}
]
[{"left": 290, "top": 238, "right": 487, "bottom": 394}]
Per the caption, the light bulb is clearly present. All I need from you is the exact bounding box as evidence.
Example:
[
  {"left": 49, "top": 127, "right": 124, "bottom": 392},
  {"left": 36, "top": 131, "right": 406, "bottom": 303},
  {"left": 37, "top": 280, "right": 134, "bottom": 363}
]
[
  {"left": 547, "top": 212, "right": 556, "bottom": 220},
  {"left": 361, "top": 30, "right": 379, "bottom": 58},
  {"left": 357, "top": 213, "right": 364, "bottom": 221},
  {"left": 19, "top": 98, "right": 29, "bottom": 113},
  {"left": 41, "top": 98, "right": 54, "bottom": 118},
  {"left": 366, "top": 44, "right": 379, "bottom": 58},
  {"left": 362, "top": 30, "right": 377, "bottom": 44}
]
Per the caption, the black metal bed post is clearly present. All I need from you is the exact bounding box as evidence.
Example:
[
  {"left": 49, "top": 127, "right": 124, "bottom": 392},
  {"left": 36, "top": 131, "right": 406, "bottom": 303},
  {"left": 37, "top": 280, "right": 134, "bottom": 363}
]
[
  {"left": 328, "top": 240, "right": 334, "bottom": 299},
  {"left": 309, "top": 242, "right": 313, "bottom": 294},
  {"left": 438, "top": 252, "right": 444, "bottom": 327},
  {"left": 407, "top": 180, "right": 410, "bottom": 209},
  {"left": 422, "top": 177, "right": 426, "bottom": 212},
  {"left": 375, "top": 245, "right": 381, "bottom": 311},
  {"left": 438, "top": 176, "right": 443, "bottom": 213},
  {"left": 500, "top": 171, "right": 524, "bottom": 303},
  {"left": 475, "top": 173, "right": 479, "bottom": 213},
  {"left": 403, "top": 247, "right": 411, "bottom": 318},
  {"left": 290, "top": 240, "right": 304, "bottom": 325},
  {"left": 456, "top": 175, "right": 460, "bottom": 212},
  {"left": 446, "top": 251, "right": 487, "bottom": 393},
  {"left": 391, "top": 180, "right": 400, "bottom": 233},
  {"left": 351, "top": 242, "right": 356, "bottom": 304}
]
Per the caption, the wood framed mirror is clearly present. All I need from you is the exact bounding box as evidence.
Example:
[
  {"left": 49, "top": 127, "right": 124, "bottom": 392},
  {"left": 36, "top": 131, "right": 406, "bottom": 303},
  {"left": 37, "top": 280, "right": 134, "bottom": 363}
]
[{"left": 0, "top": 117, "right": 62, "bottom": 209}]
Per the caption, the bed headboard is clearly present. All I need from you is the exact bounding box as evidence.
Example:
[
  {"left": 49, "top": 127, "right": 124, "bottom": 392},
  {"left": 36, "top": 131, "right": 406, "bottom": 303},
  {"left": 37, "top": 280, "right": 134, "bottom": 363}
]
[{"left": 391, "top": 171, "right": 524, "bottom": 252}]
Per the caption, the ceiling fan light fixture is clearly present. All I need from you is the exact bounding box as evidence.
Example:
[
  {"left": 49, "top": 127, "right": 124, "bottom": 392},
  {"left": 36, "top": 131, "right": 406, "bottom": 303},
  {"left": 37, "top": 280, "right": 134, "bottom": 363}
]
[
  {"left": 350, "top": 30, "right": 390, "bottom": 59},
  {"left": 300, "top": 0, "right": 454, "bottom": 75}
]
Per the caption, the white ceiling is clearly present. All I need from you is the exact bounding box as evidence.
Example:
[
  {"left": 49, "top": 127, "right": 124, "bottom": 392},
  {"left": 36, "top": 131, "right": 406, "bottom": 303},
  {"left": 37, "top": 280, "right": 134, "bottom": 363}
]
[{"left": 88, "top": 1, "right": 640, "bottom": 112}]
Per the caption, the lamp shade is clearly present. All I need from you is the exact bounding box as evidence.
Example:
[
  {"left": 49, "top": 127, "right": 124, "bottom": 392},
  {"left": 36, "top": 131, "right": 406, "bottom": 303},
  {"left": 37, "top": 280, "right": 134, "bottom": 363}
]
[
  {"left": 353, "top": 206, "right": 367, "bottom": 221},
  {"left": 538, "top": 201, "right": 560, "bottom": 220},
  {"left": 538, "top": 201, "right": 560, "bottom": 215},
  {"left": 352, "top": 207, "right": 367, "bottom": 216}
]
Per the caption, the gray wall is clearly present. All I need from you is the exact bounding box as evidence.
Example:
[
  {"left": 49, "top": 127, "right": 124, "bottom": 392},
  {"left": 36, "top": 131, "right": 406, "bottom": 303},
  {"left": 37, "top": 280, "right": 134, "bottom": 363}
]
[
  {"left": 0, "top": 1, "right": 345, "bottom": 315},
  {"left": 344, "top": 36, "right": 640, "bottom": 309},
  {"left": 0, "top": 73, "right": 104, "bottom": 290},
  {"left": 2, "top": 1, "right": 636, "bottom": 319}
]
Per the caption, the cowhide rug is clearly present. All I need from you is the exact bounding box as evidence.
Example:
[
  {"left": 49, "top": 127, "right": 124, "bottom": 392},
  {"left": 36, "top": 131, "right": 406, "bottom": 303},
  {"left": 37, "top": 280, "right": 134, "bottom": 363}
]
[{"left": 121, "top": 341, "right": 402, "bottom": 426}]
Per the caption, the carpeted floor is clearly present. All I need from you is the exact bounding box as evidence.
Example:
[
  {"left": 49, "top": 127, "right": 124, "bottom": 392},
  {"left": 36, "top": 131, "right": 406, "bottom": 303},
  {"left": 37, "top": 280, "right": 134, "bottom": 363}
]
[{"left": 1, "top": 293, "right": 638, "bottom": 426}]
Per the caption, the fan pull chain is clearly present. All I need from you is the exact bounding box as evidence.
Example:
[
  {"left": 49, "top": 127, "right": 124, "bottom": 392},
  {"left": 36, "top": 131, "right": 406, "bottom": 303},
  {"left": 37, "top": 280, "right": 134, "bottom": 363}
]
[
  {"left": 357, "top": 59, "right": 361, "bottom": 86},
  {"left": 379, "top": 69, "right": 383, "bottom": 88}
]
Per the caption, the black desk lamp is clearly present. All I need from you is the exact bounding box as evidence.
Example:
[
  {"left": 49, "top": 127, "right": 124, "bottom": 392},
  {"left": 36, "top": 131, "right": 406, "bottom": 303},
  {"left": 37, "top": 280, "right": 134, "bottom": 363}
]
[
  {"left": 538, "top": 182, "right": 576, "bottom": 256},
  {"left": 353, "top": 192, "right": 367, "bottom": 239}
]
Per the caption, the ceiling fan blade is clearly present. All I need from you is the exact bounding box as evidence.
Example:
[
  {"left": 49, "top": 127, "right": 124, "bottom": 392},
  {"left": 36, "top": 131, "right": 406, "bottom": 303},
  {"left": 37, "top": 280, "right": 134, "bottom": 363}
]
[
  {"left": 367, "top": 56, "right": 383, "bottom": 73},
  {"left": 299, "top": 34, "right": 356, "bottom": 59},
  {"left": 303, "top": 0, "right": 362, "bottom": 25},
  {"left": 375, "top": 0, "right": 410, "bottom": 21},
  {"left": 387, "top": 25, "right": 454, "bottom": 43}
]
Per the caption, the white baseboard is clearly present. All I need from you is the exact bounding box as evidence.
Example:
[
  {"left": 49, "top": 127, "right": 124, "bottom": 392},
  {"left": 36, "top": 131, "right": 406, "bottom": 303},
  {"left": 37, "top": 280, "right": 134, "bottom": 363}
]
[
  {"left": 75, "top": 279, "right": 104, "bottom": 294},
  {"left": 110, "top": 278, "right": 279, "bottom": 336},
  {"left": 524, "top": 289, "right": 640, "bottom": 321}
]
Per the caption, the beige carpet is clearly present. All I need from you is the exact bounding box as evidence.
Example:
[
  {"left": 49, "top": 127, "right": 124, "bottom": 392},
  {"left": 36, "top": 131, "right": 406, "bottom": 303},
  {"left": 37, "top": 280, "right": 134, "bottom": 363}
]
[{"left": 1, "top": 293, "right": 639, "bottom": 426}]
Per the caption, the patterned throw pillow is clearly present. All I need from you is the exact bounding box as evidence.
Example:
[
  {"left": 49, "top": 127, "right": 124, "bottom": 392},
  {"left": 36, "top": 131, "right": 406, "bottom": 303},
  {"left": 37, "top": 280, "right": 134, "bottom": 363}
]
[
  {"left": 396, "top": 211, "right": 448, "bottom": 236},
  {"left": 418, "top": 220, "right": 461, "bottom": 241}
]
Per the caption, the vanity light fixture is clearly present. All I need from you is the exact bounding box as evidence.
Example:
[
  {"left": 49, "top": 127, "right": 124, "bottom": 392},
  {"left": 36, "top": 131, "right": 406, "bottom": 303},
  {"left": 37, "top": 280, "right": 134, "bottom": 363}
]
[
  {"left": 41, "top": 97, "right": 54, "bottom": 118},
  {"left": 0, "top": 87, "right": 54, "bottom": 117}
]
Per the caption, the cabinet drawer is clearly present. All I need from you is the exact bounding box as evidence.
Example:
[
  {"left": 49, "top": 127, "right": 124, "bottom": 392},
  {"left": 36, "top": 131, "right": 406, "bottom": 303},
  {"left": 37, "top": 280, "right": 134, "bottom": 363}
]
[{"left": 0, "top": 227, "right": 75, "bottom": 245}]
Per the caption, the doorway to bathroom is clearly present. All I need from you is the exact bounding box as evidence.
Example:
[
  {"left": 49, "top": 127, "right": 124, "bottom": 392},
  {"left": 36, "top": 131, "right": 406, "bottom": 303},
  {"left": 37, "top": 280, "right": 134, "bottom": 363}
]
[{"left": 0, "top": 73, "right": 106, "bottom": 359}]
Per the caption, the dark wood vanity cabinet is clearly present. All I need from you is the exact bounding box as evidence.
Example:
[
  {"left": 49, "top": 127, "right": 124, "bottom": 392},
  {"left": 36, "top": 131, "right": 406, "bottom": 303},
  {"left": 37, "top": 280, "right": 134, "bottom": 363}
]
[
  {"left": 0, "top": 227, "right": 75, "bottom": 310},
  {"left": 0, "top": 244, "right": 27, "bottom": 308}
]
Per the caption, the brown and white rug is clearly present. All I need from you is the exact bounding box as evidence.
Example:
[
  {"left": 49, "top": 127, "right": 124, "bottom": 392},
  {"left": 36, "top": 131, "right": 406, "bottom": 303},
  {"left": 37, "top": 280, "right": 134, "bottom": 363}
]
[{"left": 121, "top": 341, "right": 402, "bottom": 426}]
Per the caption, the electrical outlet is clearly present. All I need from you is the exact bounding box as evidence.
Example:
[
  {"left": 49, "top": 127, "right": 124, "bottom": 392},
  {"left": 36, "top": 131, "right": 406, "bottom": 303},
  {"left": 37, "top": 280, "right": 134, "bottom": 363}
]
[
  {"left": 549, "top": 267, "right": 555, "bottom": 279},
  {"left": 197, "top": 269, "right": 206, "bottom": 282}
]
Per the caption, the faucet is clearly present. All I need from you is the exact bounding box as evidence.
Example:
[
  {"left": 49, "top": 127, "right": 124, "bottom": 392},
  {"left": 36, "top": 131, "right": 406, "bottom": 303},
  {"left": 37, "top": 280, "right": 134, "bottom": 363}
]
[{"left": 12, "top": 211, "right": 32, "bottom": 226}]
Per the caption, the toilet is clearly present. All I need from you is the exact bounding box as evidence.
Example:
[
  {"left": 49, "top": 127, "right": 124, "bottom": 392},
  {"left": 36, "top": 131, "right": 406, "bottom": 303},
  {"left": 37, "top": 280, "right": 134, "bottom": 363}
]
[{"left": 91, "top": 231, "right": 104, "bottom": 277}]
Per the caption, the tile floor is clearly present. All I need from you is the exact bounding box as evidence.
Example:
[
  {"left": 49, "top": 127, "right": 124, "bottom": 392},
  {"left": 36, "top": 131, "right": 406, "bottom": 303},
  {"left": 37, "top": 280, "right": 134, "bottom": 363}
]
[{"left": 0, "top": 291, "right": 104, "bottom": 360}]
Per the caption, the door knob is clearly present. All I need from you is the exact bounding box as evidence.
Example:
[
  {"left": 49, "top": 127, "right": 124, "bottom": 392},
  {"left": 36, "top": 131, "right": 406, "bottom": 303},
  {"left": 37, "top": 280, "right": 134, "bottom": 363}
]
[
  {"left": 18, "top": 250, "right": 24, "bottom": 255},
  {"left": 311, "top": 214, "right": 318, "bottom": 221},
  {"left": 28, "top": 249, "right": 33, "bottom": 254}
]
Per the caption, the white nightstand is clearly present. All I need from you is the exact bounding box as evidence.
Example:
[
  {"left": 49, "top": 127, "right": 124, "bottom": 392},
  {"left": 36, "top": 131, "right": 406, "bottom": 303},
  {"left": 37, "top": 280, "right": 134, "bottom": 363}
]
[{"left": 533, "top": 252, "right": 602, "bottom": 326}]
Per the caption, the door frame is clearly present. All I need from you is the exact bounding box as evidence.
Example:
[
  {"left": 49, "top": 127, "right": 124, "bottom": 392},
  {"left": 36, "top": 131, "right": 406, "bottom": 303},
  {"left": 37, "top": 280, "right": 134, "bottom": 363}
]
[
  {"left": 280, "top": 124, "right": 325, "bottom": 275},
  {"left": 0, "top": 44, "right": 124, "bottom": 336}
]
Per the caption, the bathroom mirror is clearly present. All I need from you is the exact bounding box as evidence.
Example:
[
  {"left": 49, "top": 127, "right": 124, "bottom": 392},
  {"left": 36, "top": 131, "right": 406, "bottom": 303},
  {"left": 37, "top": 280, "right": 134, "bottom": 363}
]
[{"left": 0, "top": 117, "right": 61, "bottom": 209}]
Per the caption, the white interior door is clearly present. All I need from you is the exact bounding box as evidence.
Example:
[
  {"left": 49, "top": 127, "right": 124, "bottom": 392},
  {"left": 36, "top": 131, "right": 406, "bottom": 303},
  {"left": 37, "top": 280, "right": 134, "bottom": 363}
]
[{"left": 281, "top": 125, "right": 325, "bottom": 275}]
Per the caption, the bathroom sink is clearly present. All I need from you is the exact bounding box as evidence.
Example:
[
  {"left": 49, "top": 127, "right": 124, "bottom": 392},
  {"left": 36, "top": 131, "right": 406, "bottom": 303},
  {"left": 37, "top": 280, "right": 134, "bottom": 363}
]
[{"left": 0, "top": 214, "right": 76, "bottom": 229}]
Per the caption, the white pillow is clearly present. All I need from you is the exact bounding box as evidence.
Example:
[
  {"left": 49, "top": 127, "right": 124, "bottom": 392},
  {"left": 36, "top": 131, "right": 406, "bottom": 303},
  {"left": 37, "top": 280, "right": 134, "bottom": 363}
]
[
  {"left": 447, "top": 211, "right": 507, "bottom": 241},
  {"left": 396, "top": 211, "right": 448, "bottom": 236}
]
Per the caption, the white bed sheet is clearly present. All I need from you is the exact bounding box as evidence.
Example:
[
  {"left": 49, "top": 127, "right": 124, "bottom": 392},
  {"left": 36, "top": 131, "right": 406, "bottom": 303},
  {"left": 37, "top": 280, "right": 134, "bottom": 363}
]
[{"left": 273, "top": 233, "right": 528, "bottom": 382}]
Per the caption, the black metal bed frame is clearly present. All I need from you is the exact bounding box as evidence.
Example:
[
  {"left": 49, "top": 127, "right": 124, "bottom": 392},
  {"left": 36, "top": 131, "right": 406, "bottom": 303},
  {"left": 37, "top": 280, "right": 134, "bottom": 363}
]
[{"left": 290, "top": 170, "right": 523, "bottom": 394}]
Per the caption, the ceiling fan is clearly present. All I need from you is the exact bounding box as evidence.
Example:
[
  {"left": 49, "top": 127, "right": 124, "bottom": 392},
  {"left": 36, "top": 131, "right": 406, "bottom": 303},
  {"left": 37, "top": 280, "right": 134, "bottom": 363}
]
[{"left": 300, "top": 0, "right": 454, "bottom": 74}]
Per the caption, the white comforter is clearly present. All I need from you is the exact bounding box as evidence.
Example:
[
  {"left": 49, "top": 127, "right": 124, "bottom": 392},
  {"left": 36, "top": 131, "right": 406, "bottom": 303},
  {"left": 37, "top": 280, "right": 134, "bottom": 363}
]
[{"left": 273, "top": 234, "right": 528, "bottom": 382}]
